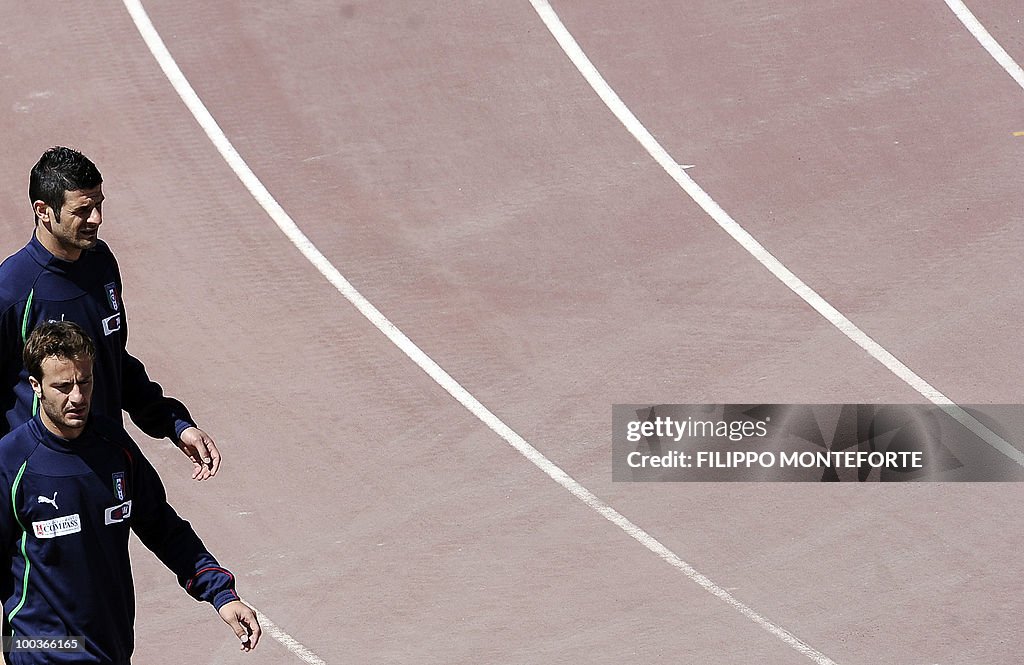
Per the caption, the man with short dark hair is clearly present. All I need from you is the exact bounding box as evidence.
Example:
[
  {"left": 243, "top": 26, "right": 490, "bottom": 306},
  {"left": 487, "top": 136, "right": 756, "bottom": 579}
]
[
  {"left": 0, "top": 146, "right": 220, "bottom": 480},
  {"left": 0, "top": 321, "right": 259, "bottom": 664}
]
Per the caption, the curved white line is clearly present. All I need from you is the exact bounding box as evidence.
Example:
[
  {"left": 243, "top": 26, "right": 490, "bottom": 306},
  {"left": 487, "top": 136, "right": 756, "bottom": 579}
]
[
  {"left": 944, "top": 0, "right": 1024, "bottom": 92},
  {"left": 118, "top": 4, "right": 333, "bottom": 663},
  {"left": 526, "top": 0, "right": 1024, "bottom": 469},
  {"left": 252, "top": 607, "right": 327, "bottom": 665},
  {"left": 122, "top": 0, "right": 842, "bottom": 663}
]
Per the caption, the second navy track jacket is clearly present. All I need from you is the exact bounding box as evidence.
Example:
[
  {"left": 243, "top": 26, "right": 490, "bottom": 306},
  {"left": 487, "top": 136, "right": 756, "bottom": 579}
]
[{"left": 0, "top": 414, "right": 238, "bottom": 664}]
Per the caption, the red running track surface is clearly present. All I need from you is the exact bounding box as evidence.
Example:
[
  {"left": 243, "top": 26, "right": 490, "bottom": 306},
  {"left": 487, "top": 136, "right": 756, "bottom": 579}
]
[{"left": 0, "top": 1, "right": 1022, "bottom": 663}]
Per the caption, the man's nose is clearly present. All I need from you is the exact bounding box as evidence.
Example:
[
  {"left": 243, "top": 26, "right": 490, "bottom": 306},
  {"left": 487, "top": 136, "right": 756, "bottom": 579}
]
[
  {"left": 89, "top": 208, "right": 102, "bottom": 226},
  {"left": 69, "top": 384, "right": 87, "bottom": 404}
]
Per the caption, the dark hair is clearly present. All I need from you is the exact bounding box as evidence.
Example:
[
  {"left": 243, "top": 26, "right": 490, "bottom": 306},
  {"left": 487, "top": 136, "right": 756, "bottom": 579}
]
[
  {"left": 23, "top": 321, "right": 96, "bottom": 381},
  {"left": 28, "top": 147, "right": 103, "bottom": 224}
]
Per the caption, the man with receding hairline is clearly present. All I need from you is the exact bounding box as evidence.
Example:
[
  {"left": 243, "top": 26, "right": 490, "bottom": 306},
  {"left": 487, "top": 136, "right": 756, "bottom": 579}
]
[
  {"left": 0, "top": 146, "right": 221, "bottom": 480},
  {"left": 0, "top": 321, "right": 259, "bottom": 664}
]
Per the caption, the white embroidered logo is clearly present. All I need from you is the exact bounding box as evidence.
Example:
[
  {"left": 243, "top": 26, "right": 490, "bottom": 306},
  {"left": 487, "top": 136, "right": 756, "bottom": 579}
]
[
  {"left": 104, "top": 500, "right": 132, "bottom": 525},
  {"left": 37, "top": 492, "right": 59, "bottom": 510},
  {"left": 101, "top": 313, "right": 121, "bottom": 336}
]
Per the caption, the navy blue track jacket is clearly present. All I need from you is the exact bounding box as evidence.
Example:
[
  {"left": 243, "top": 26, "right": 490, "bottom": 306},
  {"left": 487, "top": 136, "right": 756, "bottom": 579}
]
[
  {"left": 0, "top": 235, "right": 194, "bottom": 440},
  {"left": 0, "top": 414, "right": 238, "bottom": 664}
]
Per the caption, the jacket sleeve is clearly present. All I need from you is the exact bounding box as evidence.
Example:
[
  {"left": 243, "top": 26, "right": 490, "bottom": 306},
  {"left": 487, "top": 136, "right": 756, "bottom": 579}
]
[
  {"left": 0, "top": 301, "right": 22, "bottom": 438},
  {"left": 0, "top": 462, "right": 17, "bottom": 556},
  {"left": 120, "top": 349, "right": 196, "bottom": 442},
  {"left": 128, "top": 443, "right": 239, "bottom": 609},
  {"left": 106, "top": 251, "right": 196, "bottom": 441}
]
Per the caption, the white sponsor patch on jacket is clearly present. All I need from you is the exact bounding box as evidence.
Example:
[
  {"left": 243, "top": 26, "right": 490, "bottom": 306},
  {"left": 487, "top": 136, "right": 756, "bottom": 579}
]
[
  {"left": 32, "top": 514, "right": 82, "bottom": 539},
  {"left": 104, "top": 500, "right": 132, "bottom": 525}
]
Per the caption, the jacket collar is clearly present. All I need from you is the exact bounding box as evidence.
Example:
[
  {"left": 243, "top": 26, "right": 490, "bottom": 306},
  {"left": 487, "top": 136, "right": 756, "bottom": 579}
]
[
  {"left": 26, "top": 232, "right": 81, "bottom": 275},
  {"left": 29, "top": 413, "right": 98, "bottom": 453}
]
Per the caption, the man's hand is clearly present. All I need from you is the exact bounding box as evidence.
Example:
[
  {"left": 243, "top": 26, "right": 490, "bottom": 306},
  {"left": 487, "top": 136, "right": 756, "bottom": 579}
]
[
  {"left": 176, "top": 427, "right": 222, "bottom": 480},
  {"left": 218, "top": 600, "right": 261, "bottom": 652}
]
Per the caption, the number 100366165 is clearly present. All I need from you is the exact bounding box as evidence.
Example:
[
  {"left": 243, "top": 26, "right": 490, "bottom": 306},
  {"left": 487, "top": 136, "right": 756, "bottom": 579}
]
[{"left": 3, "top": 636, "right": 84, "bottom": 653}]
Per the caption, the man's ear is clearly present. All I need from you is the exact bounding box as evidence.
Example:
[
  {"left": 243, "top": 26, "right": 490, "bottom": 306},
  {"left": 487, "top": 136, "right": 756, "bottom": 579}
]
[
  {"left": 33, "top": 200, "right": 54, "bottom": 227},
  {"left": 28, "top": 375, "right": 41, "bottom": 398}
]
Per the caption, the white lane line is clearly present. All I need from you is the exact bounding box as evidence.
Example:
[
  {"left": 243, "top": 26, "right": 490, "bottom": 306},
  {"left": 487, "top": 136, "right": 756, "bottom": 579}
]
[
  {"left": 120, "top": 4, "right": 332, "bottom": 663},
  {"left": 122, "top": 1, "right": 841, "bottom": 664},
  {"left": 944, "top": 0, "right": 1024, "bottom": 92},
  {"left": 252, "top": 607, "right": 327, "bottom": 665},
  {"left": 527, "top": 0, "right": 1024, "bottom": 469}
]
